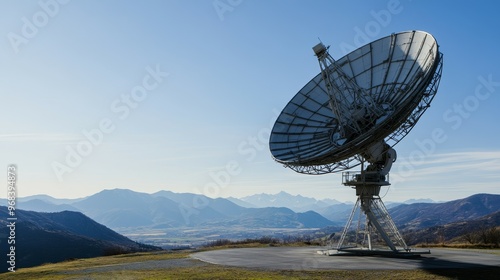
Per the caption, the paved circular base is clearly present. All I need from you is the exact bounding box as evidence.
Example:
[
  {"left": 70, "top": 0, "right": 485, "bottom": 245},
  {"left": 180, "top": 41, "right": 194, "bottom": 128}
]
[{"left": 192, "top": 247, "right": 500, "bottom": 270}]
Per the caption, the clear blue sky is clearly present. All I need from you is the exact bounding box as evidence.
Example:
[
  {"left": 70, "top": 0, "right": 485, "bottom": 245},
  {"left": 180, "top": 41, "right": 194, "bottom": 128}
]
[{"left": 1, "top": 0, "right": 499, "bottom": 202}]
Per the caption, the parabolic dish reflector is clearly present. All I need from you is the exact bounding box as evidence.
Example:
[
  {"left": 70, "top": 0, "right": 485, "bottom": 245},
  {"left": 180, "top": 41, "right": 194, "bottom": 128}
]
[{"left": 270, "top": 30, "right": 443, "bottom": 174}]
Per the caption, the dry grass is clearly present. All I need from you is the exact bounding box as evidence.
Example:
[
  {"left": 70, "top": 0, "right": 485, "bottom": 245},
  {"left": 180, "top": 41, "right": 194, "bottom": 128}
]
[
  {"left": 0, "top": 250, "right": 190, "bottom": 280},
  {"left": 5, "top": 266, "right": 500, "bottom": 280}
]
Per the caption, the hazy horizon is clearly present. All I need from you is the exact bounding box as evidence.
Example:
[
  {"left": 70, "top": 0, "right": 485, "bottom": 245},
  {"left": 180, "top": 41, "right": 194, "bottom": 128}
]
[{"left": 9, "top": 187, "right": 474, "bottom": 204}]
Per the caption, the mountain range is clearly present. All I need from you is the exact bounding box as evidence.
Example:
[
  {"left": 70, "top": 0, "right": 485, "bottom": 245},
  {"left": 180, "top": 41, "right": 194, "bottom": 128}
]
[
  {"left": 227, "top": 192, "right": 441, "bottom": 224},
  {"left": 228, "top": 191, "right": 344, "bottom": 212},
  {"left": 3, "top": 190, "right": 499, "bottom": 248},
  {"left": 3, "top": 189, "right": 336, "bottom": 230},
  {"left": 5, "top": 190, "right": 499, "bottom": 230},
  {"left": 229, "top": 191, "right": 437, "bottom": 212}
]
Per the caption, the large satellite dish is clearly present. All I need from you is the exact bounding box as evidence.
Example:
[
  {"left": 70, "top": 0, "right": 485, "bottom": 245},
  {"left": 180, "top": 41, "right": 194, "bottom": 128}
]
[{"left": 269, "top": 30, "right": 443, "bottom": 256}]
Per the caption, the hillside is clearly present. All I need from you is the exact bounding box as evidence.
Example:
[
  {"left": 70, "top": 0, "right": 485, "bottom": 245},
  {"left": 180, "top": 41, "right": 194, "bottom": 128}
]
[
  {"left": 403, "top": 210, "right": 500, "bottom": 245},
  {"left": 390, "top": 193, "right": 500, "bottom": 230},
  {"left": 0, "top": 206, "right": 159, "bottom": 269},
  {"left": 71, "top": 189, "right": 186, "bottom": 228}
]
